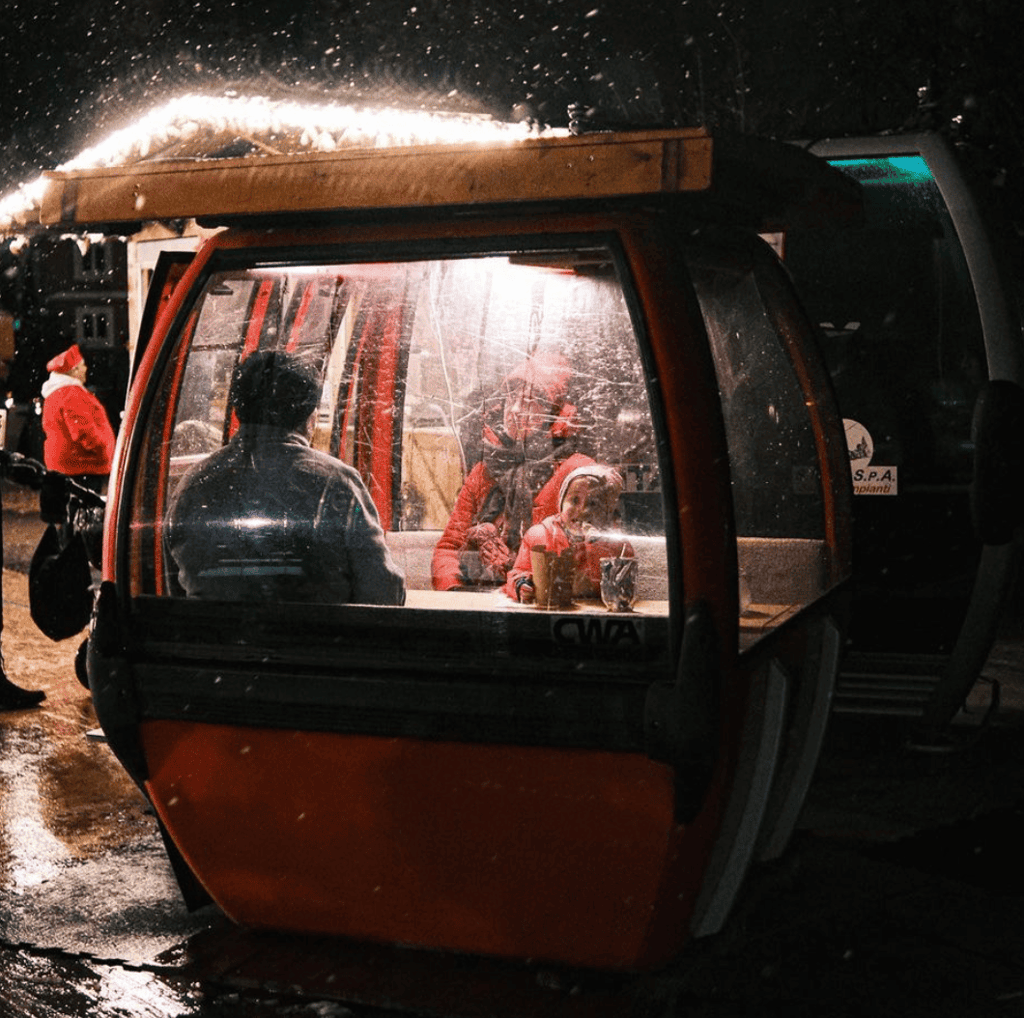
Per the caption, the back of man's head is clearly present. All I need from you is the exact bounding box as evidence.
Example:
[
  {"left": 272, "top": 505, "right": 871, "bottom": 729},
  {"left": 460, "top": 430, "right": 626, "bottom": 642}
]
[{"left": 230, "top": 350, "right": 321, "bottom": 430}]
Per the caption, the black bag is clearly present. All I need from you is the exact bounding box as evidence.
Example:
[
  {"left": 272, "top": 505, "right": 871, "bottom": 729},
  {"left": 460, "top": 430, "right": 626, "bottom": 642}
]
[{"left": 28, "top": 524, "right": 94, "bottom": 642}]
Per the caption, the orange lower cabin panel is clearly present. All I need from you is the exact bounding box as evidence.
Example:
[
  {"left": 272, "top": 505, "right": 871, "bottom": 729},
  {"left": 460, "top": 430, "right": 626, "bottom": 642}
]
[{"left": 141, "top": 720, "right": 695, "bottom": 969}]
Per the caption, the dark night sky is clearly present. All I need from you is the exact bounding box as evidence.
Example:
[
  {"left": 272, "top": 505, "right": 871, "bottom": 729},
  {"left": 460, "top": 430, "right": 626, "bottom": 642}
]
[{"left": 1, "top": 0, "right": 1022, "bottom": 207}]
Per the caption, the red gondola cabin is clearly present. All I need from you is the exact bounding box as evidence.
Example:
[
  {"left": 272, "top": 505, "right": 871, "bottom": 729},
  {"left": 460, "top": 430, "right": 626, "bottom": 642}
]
[{"left": 41, "top": 127, "right": 858, "bottom": 969}]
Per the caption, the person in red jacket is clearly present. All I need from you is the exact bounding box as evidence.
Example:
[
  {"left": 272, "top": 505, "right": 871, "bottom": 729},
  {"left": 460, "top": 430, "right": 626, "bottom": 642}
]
[
  {"left": 504, "top": 463, "right": 635, "bottom": 604},
  {"left": 40, "top": 344, "right": 116, "bottom": 492},
  {"left": 431, "top": 351, "right": 594, "bottom": 591}
]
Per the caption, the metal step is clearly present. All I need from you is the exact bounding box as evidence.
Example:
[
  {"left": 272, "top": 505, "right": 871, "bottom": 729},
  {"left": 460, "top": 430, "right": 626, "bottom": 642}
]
[{"left": 833, "top": 656, "right": 944, "bottom": 716}]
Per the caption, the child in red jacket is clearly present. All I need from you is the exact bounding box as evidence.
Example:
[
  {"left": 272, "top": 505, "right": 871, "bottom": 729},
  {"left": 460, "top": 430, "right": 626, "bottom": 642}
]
[
  {"left": 40, "top": 344, "right": 116, "bottom": 491},
  {"left": 505, "top": 463, "right": 634, "bottom": 604}
]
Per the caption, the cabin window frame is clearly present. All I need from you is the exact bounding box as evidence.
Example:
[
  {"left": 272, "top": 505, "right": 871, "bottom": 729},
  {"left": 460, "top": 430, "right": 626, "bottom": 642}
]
[{"left": 117, "top": 230, "right": 683, "bottom": 685}]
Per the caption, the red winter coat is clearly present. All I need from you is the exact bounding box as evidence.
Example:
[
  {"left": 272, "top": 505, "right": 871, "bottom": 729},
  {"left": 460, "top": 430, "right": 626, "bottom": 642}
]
[
  {"left": 41, "top": 376, "right": 116, "bottom": 476},
  {"left": 431, "top": 451, "right": 593, "bottom": 591}
]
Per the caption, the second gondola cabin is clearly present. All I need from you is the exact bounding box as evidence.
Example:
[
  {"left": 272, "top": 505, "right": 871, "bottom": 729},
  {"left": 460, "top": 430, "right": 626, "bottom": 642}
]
[{"left": 42, "top": 126, "right": 857, "bottom": 969}]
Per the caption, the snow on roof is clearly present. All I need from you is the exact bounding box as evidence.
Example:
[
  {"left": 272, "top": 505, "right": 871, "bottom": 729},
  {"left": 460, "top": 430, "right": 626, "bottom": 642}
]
[
  {"left": 2, "top": 94, "right": 559, "bottom": 232},
  {"left": 40, "top": 127, "right": 716, "bottom": 227}
]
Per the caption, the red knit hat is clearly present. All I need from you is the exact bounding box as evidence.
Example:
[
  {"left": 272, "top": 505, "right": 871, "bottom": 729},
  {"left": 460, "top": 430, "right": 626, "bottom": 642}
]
[
  {"left": 504, "top": 351, "right": 572, "bottom": 407},
  {"left": 46, "top": 344, "right": 84, "bottom": 374}
]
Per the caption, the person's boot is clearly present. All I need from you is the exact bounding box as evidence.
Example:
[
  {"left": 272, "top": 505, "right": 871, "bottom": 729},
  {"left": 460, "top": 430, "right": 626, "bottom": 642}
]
[{"left": 0, "top": 669, "right": 45, "bottom": 709}]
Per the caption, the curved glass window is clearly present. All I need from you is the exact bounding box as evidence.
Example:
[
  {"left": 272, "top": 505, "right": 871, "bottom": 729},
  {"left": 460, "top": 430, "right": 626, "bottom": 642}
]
[
  {"left": 781, "top": 151, "right": 989, "bottom": 650},
  {"left": 127, "top": 248, "right": 670, "bottom": 634},
  {"left": 785, "top": 157, "right": 986, "bottom": 489},
  {"left": 690, "top": 247, "right": 847, "bottom": 648}
]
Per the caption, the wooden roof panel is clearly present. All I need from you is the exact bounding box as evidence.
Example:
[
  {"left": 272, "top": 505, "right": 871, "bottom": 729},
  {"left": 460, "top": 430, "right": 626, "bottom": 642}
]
[
  {"left": 40, "top": 129, "right": 714, "bottom": 226},
  {"left": 37, "top": 127, "right": 862, "bottom": 233}
]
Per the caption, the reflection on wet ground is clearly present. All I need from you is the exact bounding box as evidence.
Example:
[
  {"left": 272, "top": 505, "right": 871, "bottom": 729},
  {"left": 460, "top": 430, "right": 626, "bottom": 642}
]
[
  {"left": 0, "top": 547, "right": 1022, "bottom": 1015},
  {"left": 0, "top": 949, "right": 360, "bottom": 1016},
  {"left": 1, "top": 952, "right": 198, "bottom": 1017},
  {"left": 2, "top": 711, "right": 152, "bottom": 895},
  {"left": 0, "top": 726, "right": 72, "bottom": 893}
]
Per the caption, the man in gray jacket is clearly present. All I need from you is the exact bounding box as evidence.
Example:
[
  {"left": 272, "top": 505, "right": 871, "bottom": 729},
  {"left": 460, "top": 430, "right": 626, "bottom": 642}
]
[{"left": 166, "top": 350, "right": 405, "bottom": 606}]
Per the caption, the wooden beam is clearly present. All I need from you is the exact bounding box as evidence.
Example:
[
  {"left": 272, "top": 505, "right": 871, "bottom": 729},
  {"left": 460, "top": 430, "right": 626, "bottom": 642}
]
[{"left": 40, "top": 128, "right": 714, "bottom": 226}]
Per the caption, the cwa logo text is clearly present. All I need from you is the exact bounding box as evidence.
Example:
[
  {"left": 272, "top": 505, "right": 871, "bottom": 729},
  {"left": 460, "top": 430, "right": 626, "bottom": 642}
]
[{"left": 553, "top": 616, "right": 644, "bottom": 648}]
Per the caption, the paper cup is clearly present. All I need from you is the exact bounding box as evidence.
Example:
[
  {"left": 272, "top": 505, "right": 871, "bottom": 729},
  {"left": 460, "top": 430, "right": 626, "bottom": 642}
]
[{"left": 531, "top": 548, "right": 575, "bottom": 609}]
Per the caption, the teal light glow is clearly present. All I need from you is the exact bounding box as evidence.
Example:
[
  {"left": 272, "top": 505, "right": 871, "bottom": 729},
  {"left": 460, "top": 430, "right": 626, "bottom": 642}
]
[{"left": 828, "top": 155, "right": 934, "bottom": 186}]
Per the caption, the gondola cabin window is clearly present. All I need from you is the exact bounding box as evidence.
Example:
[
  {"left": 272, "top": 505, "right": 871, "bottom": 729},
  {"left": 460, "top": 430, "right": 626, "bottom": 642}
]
[
  {"left": 690, "top": 247, "right": 844, "bottom": 648},
  {"left": 129, "top": 249, "right": 671, "bottom": 624}
]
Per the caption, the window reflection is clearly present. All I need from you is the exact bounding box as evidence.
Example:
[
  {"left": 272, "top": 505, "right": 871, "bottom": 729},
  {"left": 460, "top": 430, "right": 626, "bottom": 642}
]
[{"left": 130, "top": 250, "right": 670, "bottom": 615}]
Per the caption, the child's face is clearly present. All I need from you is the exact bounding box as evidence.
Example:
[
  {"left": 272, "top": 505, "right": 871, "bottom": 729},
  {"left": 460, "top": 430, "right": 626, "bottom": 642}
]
[{"left": 561, "top": 477, "right": 614, "bottom": 534}]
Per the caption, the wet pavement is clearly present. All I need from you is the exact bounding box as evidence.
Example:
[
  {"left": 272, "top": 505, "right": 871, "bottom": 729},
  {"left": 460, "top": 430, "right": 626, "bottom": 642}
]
[{"left": 0, "top": 482, "right": 1022, "bottom": 1016}]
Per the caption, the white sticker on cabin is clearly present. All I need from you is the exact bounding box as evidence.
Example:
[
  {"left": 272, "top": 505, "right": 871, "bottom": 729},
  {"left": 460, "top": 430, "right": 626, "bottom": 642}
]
[{"left": 844, "top": 418, "right": 898, "bottom": 496}]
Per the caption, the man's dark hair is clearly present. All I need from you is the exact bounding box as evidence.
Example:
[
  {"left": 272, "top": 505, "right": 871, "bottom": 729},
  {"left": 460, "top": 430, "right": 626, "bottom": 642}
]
[{"left": 229, "top": 350, "right": 321, "bottom": 429}]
